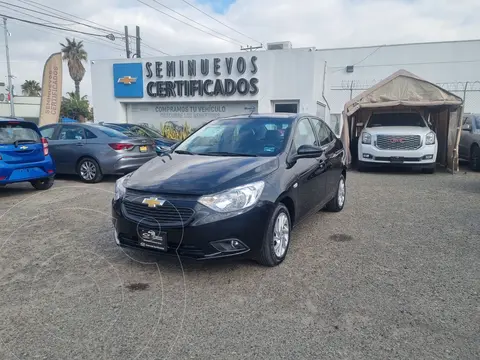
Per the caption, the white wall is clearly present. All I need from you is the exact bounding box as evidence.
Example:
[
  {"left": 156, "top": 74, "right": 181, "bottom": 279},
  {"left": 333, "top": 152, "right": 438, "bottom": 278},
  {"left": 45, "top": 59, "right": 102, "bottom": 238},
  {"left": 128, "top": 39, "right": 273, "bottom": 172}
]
[
  {"left": 91, "top": 48, "right": 327, "bottom": 129},
  {"left": 0, "top": 96, "right": 40, "bottom": 121},
  {"left": 317, "top": 40, "right": 480, "bottom": 115}
]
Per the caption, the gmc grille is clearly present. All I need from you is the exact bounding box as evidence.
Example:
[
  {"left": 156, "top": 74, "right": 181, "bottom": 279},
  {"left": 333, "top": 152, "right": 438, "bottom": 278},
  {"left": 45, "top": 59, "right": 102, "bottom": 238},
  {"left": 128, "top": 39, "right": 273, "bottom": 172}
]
[{"left": 376, "top": 135, "right": 421, "bottom": 150}]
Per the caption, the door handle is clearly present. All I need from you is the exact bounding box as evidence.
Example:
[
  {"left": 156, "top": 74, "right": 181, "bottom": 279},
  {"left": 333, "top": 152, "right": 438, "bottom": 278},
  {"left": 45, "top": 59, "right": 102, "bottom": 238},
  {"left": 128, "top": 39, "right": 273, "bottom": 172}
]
[{"left": 76, "top": 143, "right": 84, "bottom": 146}]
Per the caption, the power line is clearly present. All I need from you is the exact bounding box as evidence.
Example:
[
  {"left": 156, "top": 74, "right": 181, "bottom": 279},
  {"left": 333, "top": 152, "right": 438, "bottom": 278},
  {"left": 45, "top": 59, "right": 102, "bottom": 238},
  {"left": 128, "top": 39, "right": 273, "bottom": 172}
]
[
  {"left": 19, "top": 0, "right": 171, "bottom": 56},
  {"left": 179, "top": 0, "right": 262, "bottom": 46},
  {"left": 0, "top": 14, "right": 115, "bottom": 38},
  {"left": 148, "top": 0, "right": 245, "bottom": 46},
  {"left": 137, "top": 0, "right": 243, "bottom": 46}
]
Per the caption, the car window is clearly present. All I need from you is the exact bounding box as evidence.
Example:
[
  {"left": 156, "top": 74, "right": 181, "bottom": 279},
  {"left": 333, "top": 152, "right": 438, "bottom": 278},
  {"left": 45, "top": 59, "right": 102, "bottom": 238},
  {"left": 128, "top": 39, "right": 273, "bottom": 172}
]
[
  {"left": 90, "top": 125, "right": 129, "bottom": 138},
  {"left": 175, "top": 117, "right": 293, "bottom": 156},
  {"left": 310, "top": 118, "right": 335, "bottom": 146},
  {"left": 463, "top": 117, "right": 472, "bottom": 126},
  {"left": 292, "top": 118, "right": 316, "bottom": 151},
  {"left": 58, "top": 126, "right": 85, "bottom": 140},
  {"left": 40, "top": 126, "right": 56, "bottom": 140},
  {"left": 85, "top": 129, "right": 97, "bottom": 139},
  {"left": 367, "top": 113, "right": 426, "bottom": 127},
  {"left": 0, "top": 122, "right": 41, "bottom": 144}
]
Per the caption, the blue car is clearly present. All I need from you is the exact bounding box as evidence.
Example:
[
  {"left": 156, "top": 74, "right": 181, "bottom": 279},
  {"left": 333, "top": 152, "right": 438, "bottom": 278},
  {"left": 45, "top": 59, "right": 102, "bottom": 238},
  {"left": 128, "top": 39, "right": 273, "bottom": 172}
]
[{"left": 0, "top": 118, "right": 55, "bottom": 190}]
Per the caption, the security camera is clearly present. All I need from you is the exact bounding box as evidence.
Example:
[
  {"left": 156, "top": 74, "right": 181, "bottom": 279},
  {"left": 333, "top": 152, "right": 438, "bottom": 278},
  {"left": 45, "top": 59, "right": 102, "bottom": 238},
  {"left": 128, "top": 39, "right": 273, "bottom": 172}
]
[{"left": 91, "top": 60, "right": 95, "bottom": 64}]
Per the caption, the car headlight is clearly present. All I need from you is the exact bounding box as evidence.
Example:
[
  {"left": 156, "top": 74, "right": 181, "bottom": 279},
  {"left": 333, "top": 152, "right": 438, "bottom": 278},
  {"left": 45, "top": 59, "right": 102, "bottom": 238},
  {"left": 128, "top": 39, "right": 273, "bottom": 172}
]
[
  {"left": 114, "top": 173, "right": 132, "bottom": 200},
  {"left": 362, "top": 132, "right": 372, "bottom": 144},
  {"left": 199, "top": 181, "right": 265, "bottom": 213},
  {"left": 425, "top": 132, "right": 436, "bottom": 145}
]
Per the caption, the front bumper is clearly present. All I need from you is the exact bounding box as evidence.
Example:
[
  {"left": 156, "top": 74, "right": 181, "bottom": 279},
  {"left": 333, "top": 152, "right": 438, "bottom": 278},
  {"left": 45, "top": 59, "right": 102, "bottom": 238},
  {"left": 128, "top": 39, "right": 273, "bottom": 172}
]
[
  {"left": 0, "top": 157, "right": 55, "bottom": 185},
  {"left": 358, "top": 143, "right": 438, "bottom": 165},
  {"left": 112, "top": 195, "right": 273, "bottom": 260}
]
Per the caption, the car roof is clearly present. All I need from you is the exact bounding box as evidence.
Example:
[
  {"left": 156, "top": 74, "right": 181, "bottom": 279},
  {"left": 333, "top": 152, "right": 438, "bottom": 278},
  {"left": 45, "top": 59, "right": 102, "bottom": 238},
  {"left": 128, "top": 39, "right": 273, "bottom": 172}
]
[
  {"left": 0, "top": 117, "right": 27, "bottom": 122},
  {"left": 220, "top": 113, "right": 304, "bottom": 121}
]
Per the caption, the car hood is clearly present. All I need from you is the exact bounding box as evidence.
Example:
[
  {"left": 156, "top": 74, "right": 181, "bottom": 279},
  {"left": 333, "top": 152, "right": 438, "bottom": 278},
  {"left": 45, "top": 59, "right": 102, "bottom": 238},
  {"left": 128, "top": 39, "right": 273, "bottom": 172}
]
[
  {"left": 363, "top": 126, "right": 433, "bottom": 135},
  {"left": 126, "top": 153, "right": 279, "bottom": 195}
]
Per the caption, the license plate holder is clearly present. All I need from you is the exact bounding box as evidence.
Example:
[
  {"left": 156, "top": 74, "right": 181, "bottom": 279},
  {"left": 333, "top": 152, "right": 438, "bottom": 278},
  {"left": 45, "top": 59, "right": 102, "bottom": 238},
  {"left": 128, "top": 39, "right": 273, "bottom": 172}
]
[
  {"left": 139, "top": 146, "right": 148, "bottom": 153},
  {"left": 390, "top": 156, "right": 404, "bottom": 163},
  {"left": 138, "top": 229, "right": 167, "bottom": 251}
]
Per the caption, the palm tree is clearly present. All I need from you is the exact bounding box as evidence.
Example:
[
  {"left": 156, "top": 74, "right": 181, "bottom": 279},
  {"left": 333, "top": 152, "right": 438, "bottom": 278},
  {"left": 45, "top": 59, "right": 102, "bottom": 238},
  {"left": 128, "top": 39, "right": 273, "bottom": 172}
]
[
  {"left": 60, "top": 38, "right": 87, "bottom": 97},
  {"left": 21, "top": 80, "right": 41, "bottom": 96}
]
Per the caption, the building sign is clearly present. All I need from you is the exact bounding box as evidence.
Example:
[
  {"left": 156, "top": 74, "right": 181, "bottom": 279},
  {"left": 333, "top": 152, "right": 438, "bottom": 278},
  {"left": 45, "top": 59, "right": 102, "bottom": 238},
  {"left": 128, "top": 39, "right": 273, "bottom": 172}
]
[
  {"left": 128, "top": 102, "right": 257, "bottom": 128},
  {"left": 145, "top": 56, "right": 259, "bottom": 98}
]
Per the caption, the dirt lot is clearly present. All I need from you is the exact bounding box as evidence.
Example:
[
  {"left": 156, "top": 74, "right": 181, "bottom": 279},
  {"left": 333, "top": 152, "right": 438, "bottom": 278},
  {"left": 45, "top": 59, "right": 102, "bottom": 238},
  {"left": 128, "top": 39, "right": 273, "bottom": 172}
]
[{"left": 0, "top": 170, "right": 479, "bottom": 360}]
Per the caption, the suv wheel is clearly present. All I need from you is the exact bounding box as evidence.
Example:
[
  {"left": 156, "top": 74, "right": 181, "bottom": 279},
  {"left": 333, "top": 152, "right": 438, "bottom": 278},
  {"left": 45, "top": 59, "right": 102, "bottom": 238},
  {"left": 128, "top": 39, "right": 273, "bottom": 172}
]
[
  {"left": 470, "top": 145, "right": 480, "bottom": 171},
  {"left": 78, "top": 158, "right": 103, "bottom": 183},
  {"left": 257, "top": 203, "right": 291, "bottom": 267},
  {"left": 31, "top": 177, "right": 54, "bottom": 190},
  {"left": 325, "top": 175, "right": 346, "bottom": 212}
]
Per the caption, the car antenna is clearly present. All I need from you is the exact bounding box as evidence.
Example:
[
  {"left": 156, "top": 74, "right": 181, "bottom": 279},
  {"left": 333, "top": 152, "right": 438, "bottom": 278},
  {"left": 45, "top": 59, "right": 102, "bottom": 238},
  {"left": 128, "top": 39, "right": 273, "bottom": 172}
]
[{"left": 245, "top": 106, "right": 256, "bottom": 117}]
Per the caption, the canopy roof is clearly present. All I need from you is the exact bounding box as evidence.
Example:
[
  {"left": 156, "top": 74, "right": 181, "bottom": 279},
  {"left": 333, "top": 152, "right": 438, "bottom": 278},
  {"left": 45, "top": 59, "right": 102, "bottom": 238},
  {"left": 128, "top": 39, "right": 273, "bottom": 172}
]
[{"left": 344, "top": 70, "right": 463, "bottom": 116}]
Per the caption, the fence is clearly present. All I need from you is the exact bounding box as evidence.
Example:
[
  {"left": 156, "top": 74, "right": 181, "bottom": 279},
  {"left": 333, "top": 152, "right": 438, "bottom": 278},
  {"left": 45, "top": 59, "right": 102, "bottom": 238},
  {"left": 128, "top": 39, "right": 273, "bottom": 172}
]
[{"left": 329, "top": 80, "right": 480, "bottom": 136}]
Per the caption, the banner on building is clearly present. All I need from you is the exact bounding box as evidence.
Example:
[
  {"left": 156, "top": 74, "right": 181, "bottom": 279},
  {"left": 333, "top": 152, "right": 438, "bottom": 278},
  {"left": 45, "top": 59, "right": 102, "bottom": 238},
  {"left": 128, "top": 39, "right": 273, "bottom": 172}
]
[{"left": 39, "top": 52, "right": 62, "bottom": 126}]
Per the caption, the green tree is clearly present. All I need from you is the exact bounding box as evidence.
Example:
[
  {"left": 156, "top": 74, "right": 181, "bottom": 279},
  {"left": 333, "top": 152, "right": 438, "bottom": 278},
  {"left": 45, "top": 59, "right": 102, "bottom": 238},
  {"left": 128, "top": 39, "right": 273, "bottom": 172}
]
[
  {"left": 60, "top": 38, "right": 87, "bottom": 97},
  {"left": 60, "top": 92, "right": 91, "bottom": 122},
  {"left": 21, "top": 80, "right": 41, "bottom": 96}
]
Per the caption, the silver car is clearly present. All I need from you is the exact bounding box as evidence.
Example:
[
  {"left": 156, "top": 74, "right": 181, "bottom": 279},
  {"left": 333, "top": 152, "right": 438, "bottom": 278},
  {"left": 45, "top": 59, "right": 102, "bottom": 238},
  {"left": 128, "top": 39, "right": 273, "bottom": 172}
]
[
  {"left": 39, "top": 123, "right": 157, "bottom": 183},
  {"left": 459, "top": 114, "right": 480, "bottom": 171}
]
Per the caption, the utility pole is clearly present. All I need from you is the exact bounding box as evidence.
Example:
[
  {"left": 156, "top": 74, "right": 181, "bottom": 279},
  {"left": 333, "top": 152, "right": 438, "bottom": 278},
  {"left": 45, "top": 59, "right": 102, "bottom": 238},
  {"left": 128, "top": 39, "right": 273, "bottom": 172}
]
[
  {"left": 124, "top": 26, "right": 131, "bottom": 58},
  {"left": 3, "top": 17, "right": 15, "bottom": 117},
  {"left": 135, "top": 26, "right": 141, "bottom": 58}
]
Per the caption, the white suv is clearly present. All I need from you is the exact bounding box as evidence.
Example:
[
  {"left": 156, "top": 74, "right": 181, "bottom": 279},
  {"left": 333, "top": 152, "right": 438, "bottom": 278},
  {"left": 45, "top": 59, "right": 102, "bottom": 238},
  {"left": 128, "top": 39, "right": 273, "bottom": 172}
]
[{"left": 358, "top": 112, "right": 438, "bottom": 173}]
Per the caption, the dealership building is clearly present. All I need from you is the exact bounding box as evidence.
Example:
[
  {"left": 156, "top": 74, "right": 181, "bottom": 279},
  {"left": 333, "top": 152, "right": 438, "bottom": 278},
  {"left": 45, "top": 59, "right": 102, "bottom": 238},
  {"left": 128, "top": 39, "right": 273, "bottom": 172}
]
[{"left": 91, "top": 39, "right": 480, "bottom": 133}]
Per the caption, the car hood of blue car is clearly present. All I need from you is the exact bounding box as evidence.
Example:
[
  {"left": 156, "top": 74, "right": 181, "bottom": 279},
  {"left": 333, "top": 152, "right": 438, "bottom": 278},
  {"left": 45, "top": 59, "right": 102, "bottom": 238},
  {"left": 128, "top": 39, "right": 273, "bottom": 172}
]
[{"left": 126, "top": 153, "right": 279, "bottom": 195}]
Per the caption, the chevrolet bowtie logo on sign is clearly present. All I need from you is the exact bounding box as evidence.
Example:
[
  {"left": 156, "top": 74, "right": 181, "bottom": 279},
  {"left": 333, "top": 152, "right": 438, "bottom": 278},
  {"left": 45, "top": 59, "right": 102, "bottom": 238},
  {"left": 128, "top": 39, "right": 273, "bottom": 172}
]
[
  {"left": 142, "top": 197, "right": 166, "bottom": 208},
  {"left": 113, "top": 63, "right": 144, "bottom": 98},
  {"left": 117, "top": 76, "right": 137, "bottom": 85}
]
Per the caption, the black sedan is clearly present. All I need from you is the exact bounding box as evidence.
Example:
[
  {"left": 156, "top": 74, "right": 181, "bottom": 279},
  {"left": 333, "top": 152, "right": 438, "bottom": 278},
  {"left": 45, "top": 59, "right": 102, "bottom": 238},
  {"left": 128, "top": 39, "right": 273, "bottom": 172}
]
[{"left": 112, "top": 114, "right": 347, "bottom": 266}]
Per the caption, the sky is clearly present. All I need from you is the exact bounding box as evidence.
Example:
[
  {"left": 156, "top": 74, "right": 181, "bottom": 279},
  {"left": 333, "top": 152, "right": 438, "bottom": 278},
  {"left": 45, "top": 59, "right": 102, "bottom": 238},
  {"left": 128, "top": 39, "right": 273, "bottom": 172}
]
[{"left": 1, "top": 0, "right": 479, "bottom": 101}]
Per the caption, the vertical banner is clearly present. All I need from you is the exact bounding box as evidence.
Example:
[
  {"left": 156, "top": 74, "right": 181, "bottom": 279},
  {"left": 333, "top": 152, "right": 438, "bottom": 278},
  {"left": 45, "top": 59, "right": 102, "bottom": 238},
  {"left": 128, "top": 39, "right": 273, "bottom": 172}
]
[{"left": 39, "top": 52, "right": 62, "bottom": 126}]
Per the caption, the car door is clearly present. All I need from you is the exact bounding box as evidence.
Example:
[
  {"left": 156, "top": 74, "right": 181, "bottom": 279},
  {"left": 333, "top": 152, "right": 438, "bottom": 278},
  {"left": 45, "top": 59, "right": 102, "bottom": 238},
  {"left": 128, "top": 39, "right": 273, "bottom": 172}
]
[
  {"left": 289, "top": 117, "right": 328, "bottom": 219},
  {"left": 50, "top": 125, "right": 87, "bottom": 174},
  {"left": 459, "top": 116, "right": 473, "bottom": 160},
  {"left": 311, "top": 118, "right": 344, "bottom": 199}
]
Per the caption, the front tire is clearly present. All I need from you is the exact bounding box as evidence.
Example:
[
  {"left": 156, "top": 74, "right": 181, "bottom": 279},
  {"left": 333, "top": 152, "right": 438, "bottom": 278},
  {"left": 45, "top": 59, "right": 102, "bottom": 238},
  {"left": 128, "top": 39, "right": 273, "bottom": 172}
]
[
  {"left": 31, "top": 177, "right": 54, "bottom": 190},
  {"left": 470, "top": 145, "right": 480, "bottom": 171},
  {"left": 325, "top": 175, "right": 346, "bottom": 212},
  {"left": 78, "top": 158, "right": 103, "bottom": 183},
  {"left": 257, "top": 203, "right": 291, "bottom": 267}
]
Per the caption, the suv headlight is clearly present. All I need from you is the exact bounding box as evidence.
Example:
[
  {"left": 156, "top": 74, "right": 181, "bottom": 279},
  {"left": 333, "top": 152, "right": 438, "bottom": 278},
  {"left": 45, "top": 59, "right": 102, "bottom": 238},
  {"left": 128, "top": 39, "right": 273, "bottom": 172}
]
[
  {"left": 114, "top": 173, "right": 132, "bottom": 200},
  {"left": 199, "top": 181, "right": 265, "bottom": 213},
  {"left": 425, "top": 132, "right": 436, "bottom": 145},
  {"left": 362, "top": 132, "right": 372, "bottom": 144}
]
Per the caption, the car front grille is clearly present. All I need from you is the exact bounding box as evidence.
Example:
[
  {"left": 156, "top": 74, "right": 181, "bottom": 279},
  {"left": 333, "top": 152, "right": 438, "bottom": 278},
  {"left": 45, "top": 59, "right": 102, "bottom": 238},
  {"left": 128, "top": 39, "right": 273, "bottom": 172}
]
[
  {"left": 122, "top": 189, "right": 196, "bottom": 227},
  {"left": 376, "top": 135, "right": 421, "bottom": 150}
]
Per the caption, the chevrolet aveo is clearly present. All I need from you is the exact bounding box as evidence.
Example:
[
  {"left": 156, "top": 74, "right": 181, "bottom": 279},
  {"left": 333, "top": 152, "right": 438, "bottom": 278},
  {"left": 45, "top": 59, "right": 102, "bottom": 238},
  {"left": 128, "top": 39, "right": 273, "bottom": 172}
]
[{"left": 112, "top": 114, "right": 347, "bottom": 266}]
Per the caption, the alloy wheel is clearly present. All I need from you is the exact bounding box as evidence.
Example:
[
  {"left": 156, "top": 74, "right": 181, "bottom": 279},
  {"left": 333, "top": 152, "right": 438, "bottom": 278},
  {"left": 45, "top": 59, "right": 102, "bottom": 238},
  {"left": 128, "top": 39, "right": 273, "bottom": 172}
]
[
  {"left": 273, "top": 212, "right": 289, "bottom": 258},
  {"left": 337, "top": 178, "right": 346, "bottom": 208},
  {"left": 80, "top": 161, "right": 97, "bottom": 181}
]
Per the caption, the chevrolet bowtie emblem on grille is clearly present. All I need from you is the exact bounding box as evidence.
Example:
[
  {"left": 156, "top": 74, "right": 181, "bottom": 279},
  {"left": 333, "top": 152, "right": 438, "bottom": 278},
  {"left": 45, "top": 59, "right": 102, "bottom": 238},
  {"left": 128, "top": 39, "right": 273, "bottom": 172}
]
[
  {"left": 19, "top": 145, "right": 28, "bottom": 150},
  {"left": 142, "top": 197, "right": 165, "bottom": 208},
  {"left": 118, "top": 76, "right": 137, "bottom": 85}
]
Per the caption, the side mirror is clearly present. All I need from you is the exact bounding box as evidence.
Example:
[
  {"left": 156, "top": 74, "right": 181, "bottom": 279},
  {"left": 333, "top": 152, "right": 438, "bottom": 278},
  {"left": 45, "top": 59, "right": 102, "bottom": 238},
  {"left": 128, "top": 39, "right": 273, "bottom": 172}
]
[
  {"left": 296, "top": 144, "right": 324, "bottom": 158},
  {"left": 462, "top": 124, "right": 472, "bottom": 132}
]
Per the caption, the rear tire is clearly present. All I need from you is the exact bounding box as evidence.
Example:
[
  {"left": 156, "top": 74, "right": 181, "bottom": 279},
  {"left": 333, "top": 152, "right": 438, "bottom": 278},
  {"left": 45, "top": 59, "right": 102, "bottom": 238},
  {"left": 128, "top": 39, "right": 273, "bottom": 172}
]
[
  {"left": 325, "top": 175, "right": 346, "bottom": 212},
  {"left": 31, "top": 177, "right": 54, "bottom": 190},
  {"left": 257, "top": 203, "right": 291, "bottom": 267},
  {"left": 78, "top": 158, "right": 103, "bottom": 183},
  {"left": 470, "top": 145, "right": 480, "bottom": 171}
]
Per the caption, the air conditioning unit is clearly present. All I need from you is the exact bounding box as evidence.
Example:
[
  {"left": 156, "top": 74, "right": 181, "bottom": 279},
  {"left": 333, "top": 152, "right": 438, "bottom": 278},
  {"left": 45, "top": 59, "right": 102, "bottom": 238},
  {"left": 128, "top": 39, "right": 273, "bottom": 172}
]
[{"left": 267, "top": 41, "right": 293, "bottom": 50}]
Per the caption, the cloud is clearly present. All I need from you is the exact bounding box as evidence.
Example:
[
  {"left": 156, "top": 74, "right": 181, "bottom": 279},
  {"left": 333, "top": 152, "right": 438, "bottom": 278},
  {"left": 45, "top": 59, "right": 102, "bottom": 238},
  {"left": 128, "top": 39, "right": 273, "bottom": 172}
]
[{"left": 1, "top": 0, "right": 479, "bottom": 101}]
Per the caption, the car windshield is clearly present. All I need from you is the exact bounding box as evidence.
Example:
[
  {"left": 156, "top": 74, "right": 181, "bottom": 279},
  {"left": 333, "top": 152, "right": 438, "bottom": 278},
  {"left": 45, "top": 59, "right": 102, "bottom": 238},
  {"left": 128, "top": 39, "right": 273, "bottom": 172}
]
[
  {"left": 124, "top": 125, "right": 161, "bottom": 138},
  {"left": 367, "top": 113, "right": 426, "bottom": 127},
  {"left": 175, "top": 117, "right": 293, "bottom": 157},
  {"left": 90, "top": 125, "right": 129, "bottom": 138},
  {"left": 0, "top": 122, "right": 41, "bottom": 145}
]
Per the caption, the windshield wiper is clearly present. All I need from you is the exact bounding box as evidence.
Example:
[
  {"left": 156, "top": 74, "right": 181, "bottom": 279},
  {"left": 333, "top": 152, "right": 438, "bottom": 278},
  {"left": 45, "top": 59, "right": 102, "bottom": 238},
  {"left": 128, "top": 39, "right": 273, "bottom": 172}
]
[
  {"left": 198, "top": 152, "right": 258, "bottom": 157},
  {"left": 174, "top": 149, "right": 195, "bottom": 155}
]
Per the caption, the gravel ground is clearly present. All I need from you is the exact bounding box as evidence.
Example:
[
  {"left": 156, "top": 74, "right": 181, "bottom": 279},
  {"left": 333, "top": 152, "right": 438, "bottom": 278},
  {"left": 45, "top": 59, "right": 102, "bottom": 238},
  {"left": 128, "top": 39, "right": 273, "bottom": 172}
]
[{"left": 0, "top": 170, "right": 479, "bottom": 360}]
